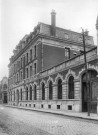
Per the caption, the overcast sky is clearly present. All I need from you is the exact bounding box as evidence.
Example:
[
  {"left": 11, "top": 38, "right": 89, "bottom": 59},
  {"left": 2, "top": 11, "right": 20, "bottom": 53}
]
[{"left": 0, "top": 0, "right": 98, "bottom": 80}]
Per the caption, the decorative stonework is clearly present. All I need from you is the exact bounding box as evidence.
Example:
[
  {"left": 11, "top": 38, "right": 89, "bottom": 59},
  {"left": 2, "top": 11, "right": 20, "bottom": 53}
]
[
  {"left": 79, "top": 64, "right": 98, "bottom": 77},
  {"left": 33, "top": 82, "right": 37, "bottom": 87},
  {"left": 40, "top": 79, "right": 46, "bottom": 87},
  {"left": 65, "top": 69, "right": 78, "bottom": 81},
  {"left": 47, "top": 76, "right": 54, "bottom": 85},
  {"left": 55, "top": 73, "right": 63, "bottom": 83}
]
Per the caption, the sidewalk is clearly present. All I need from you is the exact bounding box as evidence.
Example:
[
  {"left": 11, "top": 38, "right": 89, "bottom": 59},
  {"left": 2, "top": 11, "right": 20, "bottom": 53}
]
[{"left": 5, "top": 105, "right": 98, "bottom": 121}]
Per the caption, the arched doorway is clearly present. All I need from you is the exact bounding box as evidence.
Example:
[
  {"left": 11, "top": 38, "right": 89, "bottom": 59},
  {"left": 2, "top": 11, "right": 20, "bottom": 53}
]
[{"left": 81, "top": 70, "right": 97, "bottom": 112}]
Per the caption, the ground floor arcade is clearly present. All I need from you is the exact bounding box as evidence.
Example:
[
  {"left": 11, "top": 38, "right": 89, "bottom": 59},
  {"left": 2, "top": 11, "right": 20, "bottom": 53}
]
[{"left": 8, "top": 67, "right": 98, "bottom": 114}]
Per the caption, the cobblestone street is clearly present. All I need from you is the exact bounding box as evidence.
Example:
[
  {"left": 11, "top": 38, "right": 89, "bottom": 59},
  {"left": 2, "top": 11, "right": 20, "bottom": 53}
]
[{"left": 0, "top": 105, "right": 98, "bottom": 135}]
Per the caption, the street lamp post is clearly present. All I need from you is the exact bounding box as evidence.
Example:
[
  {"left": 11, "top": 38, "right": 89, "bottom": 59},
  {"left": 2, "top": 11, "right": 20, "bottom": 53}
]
[{"left": 82, "top": 29, "right": 90, "bottom": 116}]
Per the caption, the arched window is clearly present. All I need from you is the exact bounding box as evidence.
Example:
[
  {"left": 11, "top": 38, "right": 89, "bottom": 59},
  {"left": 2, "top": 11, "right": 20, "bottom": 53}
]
[
  {"left": 14, "top": 91, "right": 15, "bottom": 101},
  {"left": 17, "top": 90, "right": 19, "bottom": 101},
  {"left": 49, "top": 81, "right": 53, "bottom": 100},
  {"left": 9, "top": 92, "right": 10, "bottom": 101},
  {"left": 58, "top": 79, "right": 62, "bottom": 99},
  {"left": 68, "top": 76, "right": 74, "bottom": 99},
  {"left": 20, "top": 89, "right": 22, "bottom": 101},
  {"left": 42, "top": 83, "right": 45, "bottom": 100},
  {"left": 30, "top": 86, "right": 32, "bottom": 100},
  {"left": 11, "top": 91, "right": 12, "bottom": 101},
  {"left": 26, "top": 87, "right": 28, "bottom": 100},
  {"left": 34, "top": 85, "right": 37, "bottom": 100}
]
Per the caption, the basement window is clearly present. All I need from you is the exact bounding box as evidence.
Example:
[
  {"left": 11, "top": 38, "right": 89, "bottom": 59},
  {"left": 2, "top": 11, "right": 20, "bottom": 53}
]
[
  {"left": 68, "top": 105, "right": 72, "bottom": 110},
  {"left": 41, "top": 104, "right": 43, "bottom": 108},
  {"left": 48, "top": 105, "right": 51, "bottom": 109},
  {"left": 57, "top": 105, "right": 60, "bottom": 109}
]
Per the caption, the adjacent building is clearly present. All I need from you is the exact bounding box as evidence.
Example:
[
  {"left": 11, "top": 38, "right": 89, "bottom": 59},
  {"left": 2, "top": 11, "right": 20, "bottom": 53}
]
[
  {"left": 0, "top": 77, "right": 8, "bottom": 104},
  {"left": 8, "top": 11, "right": 98, "bottom": 114}
]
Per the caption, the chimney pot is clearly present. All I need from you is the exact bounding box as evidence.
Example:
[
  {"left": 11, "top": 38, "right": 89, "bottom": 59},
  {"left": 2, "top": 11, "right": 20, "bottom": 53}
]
[{"left": 51, "top": 10, "right": 56, "bottom": 36}]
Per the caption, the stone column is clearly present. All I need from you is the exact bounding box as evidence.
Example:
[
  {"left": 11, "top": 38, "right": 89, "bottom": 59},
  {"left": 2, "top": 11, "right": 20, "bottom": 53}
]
[
  {"left": 53, "top": 83, "right": 57, "bottom": 100},
  {"left": 37, "top": 85, "right": 40, "bottom": 100},
  {"left": 62, "top": 81, "right": 67, "bottom": 99},
  {"left": 74, "top": 80, "right": 80, "bottom": 99}
]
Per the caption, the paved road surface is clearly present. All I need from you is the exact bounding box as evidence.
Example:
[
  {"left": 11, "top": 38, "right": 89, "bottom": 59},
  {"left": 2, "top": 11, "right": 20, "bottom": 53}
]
[{"left": 0, "top": 105, "right": 98, "bottom": 135}]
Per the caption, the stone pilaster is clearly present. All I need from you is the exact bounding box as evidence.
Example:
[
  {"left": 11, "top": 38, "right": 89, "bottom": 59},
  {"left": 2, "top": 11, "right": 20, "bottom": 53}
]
[
  {"left": 53, "top": 83, "right": 57, "bottom": 100},
  {"left": 62, "top": 81, "right": 67, "bottom": 99},
  {"left": 74, "top": 80, "right": 80, "bottom": 99}
]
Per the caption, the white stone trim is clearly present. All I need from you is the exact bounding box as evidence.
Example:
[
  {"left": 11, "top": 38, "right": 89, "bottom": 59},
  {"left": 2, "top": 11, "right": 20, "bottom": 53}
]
[
  {"left": 47, "top": 76, "right": 54, "bottom": 86},
  {"left": 79, "top": 64, "right": 98, "bottom": 78},
  {"left": 55, "top": 73, "right": 63, "bottom": 83},
  {"left": 65, "top": 69, "right": 77, "bottom": 81}
]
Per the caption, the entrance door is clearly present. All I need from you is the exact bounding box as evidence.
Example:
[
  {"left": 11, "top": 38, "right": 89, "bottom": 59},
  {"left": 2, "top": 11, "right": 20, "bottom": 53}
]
[
  {"left": 82, "top": 70, "right": 97, "bottom": 113},
  {"left": 82, "top": 82, "right": 87, "bottom": 112}
]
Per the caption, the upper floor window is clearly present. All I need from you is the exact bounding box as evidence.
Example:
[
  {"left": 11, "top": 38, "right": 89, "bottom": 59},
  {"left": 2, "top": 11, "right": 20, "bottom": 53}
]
[
  {"left": 30, "top": 49, "right": 32, "bottom": 61},
  {"left": 20, "top": 71, "right": 22, "bottom": 80},
  {"left": 34, "top": 46, "right": 37, "bottom": 58},
  {"left": 21, "top": 57, "right": 23, "bottom": 68},
  {"left": 34, "top": 63, "right": 37, "bottom": 75},
  {"left": 65, "top": 47, "right": 70, "bottom": 58},
  {"left": 26, "top": 53, "right": 28, "bottom": 64},
  {"left": 20, "top": 89, "right": 22, "bottom": 101},
  {"left": 30, "top": 66, "right": 32, "bottom": 76},
  {"left": 26, "top": 68, "right": 28, "bottom": 78}
]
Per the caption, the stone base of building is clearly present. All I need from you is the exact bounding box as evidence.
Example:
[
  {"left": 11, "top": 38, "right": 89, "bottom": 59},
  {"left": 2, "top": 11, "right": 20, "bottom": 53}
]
[{"left": 8, "top": 100, "right": 81, "bottom": 113}]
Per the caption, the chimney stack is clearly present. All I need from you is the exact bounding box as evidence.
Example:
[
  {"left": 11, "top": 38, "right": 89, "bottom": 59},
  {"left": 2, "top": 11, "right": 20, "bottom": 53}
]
[
  {"left": 96, "top": 15, "right": 98, "bottom": 55},
  {"left": 51, "top": 10, "right": 56, "bottom": 36}
]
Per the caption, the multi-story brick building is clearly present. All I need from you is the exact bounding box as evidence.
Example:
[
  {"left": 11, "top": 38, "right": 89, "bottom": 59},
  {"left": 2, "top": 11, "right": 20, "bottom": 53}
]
[{"left": 8, "top": 11, "right": 98, "bottom": 114}]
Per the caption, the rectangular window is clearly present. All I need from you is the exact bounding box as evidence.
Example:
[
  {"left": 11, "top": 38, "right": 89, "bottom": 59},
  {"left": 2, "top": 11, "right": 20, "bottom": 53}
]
[
  {"left": 34, "top": 46, "right": 36, "bottom": 58},
  {"left": 26, "top": 53, "right": 28, "bottom": 64},
  {"left": 68, "top": 105, "right": 72, "bottom": 110},
  {"left": 48, "top": 105, "right": 51, "bottom": 109},
  {"left": 26, "top": 68, "right": 28, "bottom": 78},
  {"left": 21, "top": 58, "right": 22, "bottom": 68},
  {"left": 65, "top": 47, "right": 70, "bottom": 59},
  {"left": 57, "top": 105, "right": 60, "bottom": 109},
  {"left": 30, "top": 49, "right": 32, "bottom": 61},
  {"left": 41, "top": 104, "right": 43, "bottom": 108},
  {"left": 21, "top": 71, "right": 22, "bottom": 80},
  {"left": 34, "top": 63, "right": 37, "bottom": 74},
  {"left": 30, "top": 66, "right": 32, "bottom": 76}
]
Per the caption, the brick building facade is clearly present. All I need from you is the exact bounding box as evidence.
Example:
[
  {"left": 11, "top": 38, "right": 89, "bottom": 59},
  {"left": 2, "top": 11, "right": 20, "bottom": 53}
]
[{"left": 8, "top": 11, "right": 98, "bottom": 113}]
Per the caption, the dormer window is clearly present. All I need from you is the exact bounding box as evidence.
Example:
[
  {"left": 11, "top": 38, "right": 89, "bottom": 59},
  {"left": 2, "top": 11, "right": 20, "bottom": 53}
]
[{"left": 65, "top": 47, "right": 70, "bottom": 59}]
